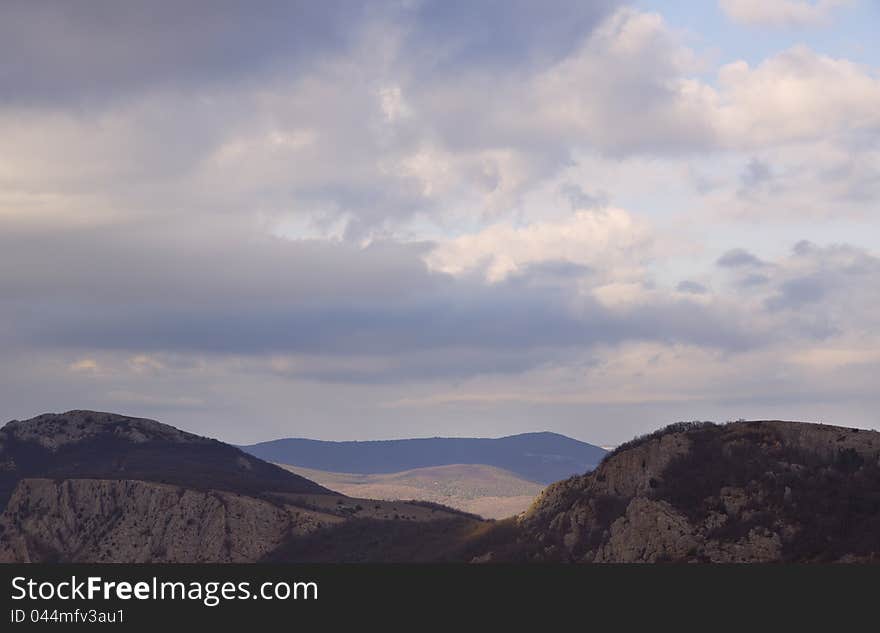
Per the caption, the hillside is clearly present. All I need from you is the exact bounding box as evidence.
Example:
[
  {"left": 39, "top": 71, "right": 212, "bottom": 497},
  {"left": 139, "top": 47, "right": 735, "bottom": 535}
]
[
  {"left": 243, "top": 432, "right": 606, "bottom": 484},
  {"left": 470, "top": 420, "right": 880, "bottom": 563},
  {"left": 278, "top": 463, "right": 543, "bottom": 519},
  {"left": 0, "top": 410, "right": 479, "bottom": 563},
  {"left": 6, "top": 413, "right": 880, "bottom": 563},
  {"left": 0, "top": 410, "right": 330, "bottom": 512}
]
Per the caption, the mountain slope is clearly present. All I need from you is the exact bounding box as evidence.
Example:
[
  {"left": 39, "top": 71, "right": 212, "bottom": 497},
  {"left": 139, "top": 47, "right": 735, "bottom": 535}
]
[
  {"left": 0, "top": 410, "right": 481, "bottom": 563},
  {"left": 473, "top": 420, "right": 880, "bottom": 563},
  {"left": 278, "top": 463, "right": 543, "bottom": 519},
  {"left": 242, "top": 431, "right": 606, "bottom": 484},
  {"left": 0, "top": 410, "right": 331, "bottom": 512}
]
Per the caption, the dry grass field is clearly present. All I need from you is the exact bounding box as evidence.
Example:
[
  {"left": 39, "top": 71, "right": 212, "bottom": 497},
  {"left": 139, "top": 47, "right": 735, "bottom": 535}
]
[{"left": 278, "top": 463, "right": 543, "bottom": 519}]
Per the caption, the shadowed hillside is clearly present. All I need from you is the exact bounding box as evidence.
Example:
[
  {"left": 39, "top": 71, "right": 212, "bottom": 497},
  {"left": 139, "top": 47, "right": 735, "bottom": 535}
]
[{"left": 0, "top": 410, "right": 330, "bottom": 512}]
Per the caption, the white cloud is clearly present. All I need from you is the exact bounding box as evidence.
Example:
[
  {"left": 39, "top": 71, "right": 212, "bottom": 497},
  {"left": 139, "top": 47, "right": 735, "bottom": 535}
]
[
  {"left": 68, "top": 358, "right": 99, "bottom": 373},
  {"left": 714, "top": 47, "right": 880, "bottom": 147},
  {"left": 526, "top": 8, "right": 715, "bottom": 154},
  {"left": 127, "top": 355, "right": 166, "bottom": 374},
  {"left": 414, "top": 9, "right": 880, "bottom": 160},
  {"left": 425, "top": 206, "right": 651, "bottom": 283},
  {"left": 719, "top": 0, "right": 853, "bottom": 27}
]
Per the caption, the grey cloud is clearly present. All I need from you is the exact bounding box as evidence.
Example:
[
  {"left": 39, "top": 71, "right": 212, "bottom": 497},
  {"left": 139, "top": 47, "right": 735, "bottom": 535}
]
[
  {"left": 765, "top": 275, "right": 829, "bottom": 311},
  {"left": 717, "top": 248, "right": 765, "bottom": 268},
  {"left": 512, "top": 260, "right": 594, "bottom": 281},
  {"left": 1, "top": 1, "right": 619, "bottom": 106},
  {"left": 676, "top": 280, "right": 708, "bottom": 295},
  {"left": 559, "top": 183, "right": 608, "bottom": 210},
  {"left": 0, "top": 222, "right": 761, "bottom": 382},
  {"left": 406, "top": 0, "right": 619, "bottom": 73},
  {"left": 2, "top": 3, "right": 879, "bottom": 443},
  {"left": 740, "top": 158, "right": 773, "bottom": 192},
  {"left": 738, "top": 273, "right": 771, "bottom": 287},
  {"left": 0, "top": 1, "right": 362, "bottom": 104},
  {"left": 0, "top": 0, "right": 692, "bottom": 241},
  {"left": 753, "top": 243, "right": 880, "bottom": 339},
  {"left": 793, "top": 240, "right": 817, "bottom": 256}
]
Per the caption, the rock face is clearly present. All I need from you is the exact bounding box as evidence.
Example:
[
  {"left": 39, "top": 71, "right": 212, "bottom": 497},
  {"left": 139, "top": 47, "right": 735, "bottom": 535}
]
[
  {"left": 488, "top": 421, "right": 880, "bottom": 563},
  {"left": 0, "top": 479, "right": 335, "bottom": 563},
  {"left": 0, "top": 410, "right": 336, "bottom": 562}
]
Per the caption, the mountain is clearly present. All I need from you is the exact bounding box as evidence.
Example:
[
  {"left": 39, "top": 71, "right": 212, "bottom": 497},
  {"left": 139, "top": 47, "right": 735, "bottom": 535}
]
[
  {"left": 470, "top": 420, "right": 880, "bottom": 563},
  {"left": 6, "top": 413, "right": 880, "bottom": 563},
  {"left": 0, "top": 410, "right": 478, "bottom": 562},
  {"left": 278, "top": 463, "right": 543, "bottom": 519},
  {"left": 0, "top": 410, "right": 330, "bottom": 511},
  {"left": 242, "top": 431, "right": 606, "bottom": 484}
]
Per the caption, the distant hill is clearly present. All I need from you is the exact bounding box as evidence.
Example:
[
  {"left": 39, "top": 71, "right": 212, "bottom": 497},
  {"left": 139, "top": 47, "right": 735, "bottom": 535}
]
[
  {"left": 278, "top": 463, "right": 543, "bottom": 519},
  {"left": 242, "top": 432, "right": 606, "bottom": 484}
]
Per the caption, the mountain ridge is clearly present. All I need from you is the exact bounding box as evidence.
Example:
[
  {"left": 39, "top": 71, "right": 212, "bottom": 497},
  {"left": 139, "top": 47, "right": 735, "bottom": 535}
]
[
  {"left": 241, "top": 431, "right": 606, "bottom": 484},
  {"left": 6, "top": 413, "right": 880, "bottom": 563}
]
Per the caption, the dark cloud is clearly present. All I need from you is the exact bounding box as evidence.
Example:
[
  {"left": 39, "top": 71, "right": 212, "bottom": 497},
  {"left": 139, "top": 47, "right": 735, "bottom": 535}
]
[
  {"left": 512, "top": 260, "right": 594, "bottom": 281},
  {"left": 0, "top": 1, "right": 367, "bottom": 105},
  {"left": 755, "top": 244, "right": 880, "bottom": 340},
  {"left": 0, "top": 220, "right": 761, "bottom": 382},
  {"left": 0, "top": 0, "right": 619, "bottom": 107},
  {"left": 404, "top": 0, "right": 619, "bottom": 74},
  {"left": 676, "top": 280, "right": 708, "bottom": 295},
  {"left": 717, "top": 248, "right": 765, "bottom": 268},
  {"left": 765, "top": 275, "right": 829, "bottom": 311},
  {"left": 793, "top": 240, "right": 817, "bottom": 256},
  {"left": 739, "top": 157, "right": 773, "bottom": 191},
  {"left": 559, "top": 183, "right": 608, "bottom": 210},
  {"left": 738, "top": 273, "right": 771, "bottom": 288}
]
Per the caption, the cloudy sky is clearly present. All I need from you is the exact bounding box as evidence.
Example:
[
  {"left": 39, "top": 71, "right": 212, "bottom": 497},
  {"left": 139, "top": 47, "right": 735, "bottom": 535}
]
[{"left": 2, "top": 0, "right": 879, "bottom": 445}]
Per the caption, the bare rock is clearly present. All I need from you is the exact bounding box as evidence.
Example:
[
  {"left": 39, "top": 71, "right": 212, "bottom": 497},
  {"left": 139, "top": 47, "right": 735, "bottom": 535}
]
[{"left": 0, "top": 478, "right": 333, "bottom": 563}]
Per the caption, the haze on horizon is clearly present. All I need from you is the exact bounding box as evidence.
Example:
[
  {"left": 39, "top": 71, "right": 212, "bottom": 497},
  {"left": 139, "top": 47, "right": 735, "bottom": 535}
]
[{"left": 1, "top": 0, "right": 879, "bottom": 446}]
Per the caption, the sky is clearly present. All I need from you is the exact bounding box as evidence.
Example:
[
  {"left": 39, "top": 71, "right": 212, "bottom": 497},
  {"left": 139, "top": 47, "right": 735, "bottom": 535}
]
[{"left": 1, "top": 0, "right": 879, "bottom": 445}]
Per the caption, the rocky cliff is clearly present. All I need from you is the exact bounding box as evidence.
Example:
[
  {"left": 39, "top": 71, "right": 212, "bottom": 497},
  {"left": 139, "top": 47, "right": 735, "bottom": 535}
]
[
  {"left": 478, "top": 420, "right": 880, "bottom": 563},
  {"left": 0, "top": 479, "right": 337, "bottom": 563}
]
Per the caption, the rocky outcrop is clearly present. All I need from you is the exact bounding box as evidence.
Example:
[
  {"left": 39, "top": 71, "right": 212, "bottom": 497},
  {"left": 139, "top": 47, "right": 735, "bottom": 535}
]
[
  {"left": 0, "top": 478, "right": 337, "bottom": 563},
  {"left": 497, "top": 420, "right": 880, "bottom": 563},
  {"left": 593, "top": 498, "right": 700, "bottom": 563},
  {"left": 0, "top": 410, "right": 206, "bottom": 451}
]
